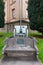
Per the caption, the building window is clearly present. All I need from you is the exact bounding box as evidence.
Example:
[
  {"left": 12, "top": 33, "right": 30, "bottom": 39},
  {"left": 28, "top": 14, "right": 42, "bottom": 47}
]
[
  {"left": 12, "top": 9, "right": 15, "bottom": 19},
  {"left": 25, "top": 1, "right": 28, "bottom": 4},
  {"left": 26, "top": 10, "right": 28, "bottom": 18},
  {"left": 10, "top": 24, "right": 11, "bottom": 27},
  {"left": 12, "top": 0, "right": 16, "bottom": 3},
  {"left": 13, "top": 24, "right": 14, "bottom": 29}
]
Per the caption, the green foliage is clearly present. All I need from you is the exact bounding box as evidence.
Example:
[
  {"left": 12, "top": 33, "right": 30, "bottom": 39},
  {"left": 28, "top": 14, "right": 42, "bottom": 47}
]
[
  {"left": 0, "top": 32, "right": 13, "bottom": 58},
  {"left": 28, "top": 0, "right": 43, "bottom": 33},
  {"left": 0, "top": 0, "right": 5, "bottom": 28},
  {"left": 29, "top": 32, "right": 43, "bottom": 63}
]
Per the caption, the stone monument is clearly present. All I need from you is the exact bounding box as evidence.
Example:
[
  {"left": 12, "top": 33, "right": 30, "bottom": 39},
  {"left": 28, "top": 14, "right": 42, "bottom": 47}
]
[{"left": 2, "top": 0, "right": 38, "bottom": 58}]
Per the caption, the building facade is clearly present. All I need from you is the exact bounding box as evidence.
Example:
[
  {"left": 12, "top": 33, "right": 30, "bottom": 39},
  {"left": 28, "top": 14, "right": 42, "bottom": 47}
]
[{"left": 0, "top": 0, "right": 29, "bottom": 32}]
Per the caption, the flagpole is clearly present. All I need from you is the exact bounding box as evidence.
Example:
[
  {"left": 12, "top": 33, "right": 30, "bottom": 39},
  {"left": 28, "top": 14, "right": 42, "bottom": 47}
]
[{"left": 20, "top": 0, "right": 22, "bottom": 33}]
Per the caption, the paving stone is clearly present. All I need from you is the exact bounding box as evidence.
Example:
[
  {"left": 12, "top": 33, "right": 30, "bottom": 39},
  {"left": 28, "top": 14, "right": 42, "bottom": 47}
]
[{"left": 0, "top": 57, "right": 42, "bottom": 65}]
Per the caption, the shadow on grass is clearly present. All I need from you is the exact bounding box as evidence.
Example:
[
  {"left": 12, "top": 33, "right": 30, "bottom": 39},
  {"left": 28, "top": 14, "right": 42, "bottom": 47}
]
[
  {"left": 31, "top": 34, "right": 43, "bottom": 38},
  {"left": 0, "top": 35, "right": 4, "bottom": 37}
]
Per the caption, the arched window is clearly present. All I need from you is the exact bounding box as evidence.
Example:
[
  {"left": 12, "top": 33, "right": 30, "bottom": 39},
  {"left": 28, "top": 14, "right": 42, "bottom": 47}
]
[
  {"left": 12, "top": 9, "right": 16, "bottom": 19},
  {"left": 26, "top": 9, "right": 28, "bottom": 18},
  {"left": 25, "top": 1, "right": 28, "bottom": 18}
]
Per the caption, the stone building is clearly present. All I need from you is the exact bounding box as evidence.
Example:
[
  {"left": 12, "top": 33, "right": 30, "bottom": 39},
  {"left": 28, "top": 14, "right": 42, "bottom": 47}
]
[{"left": 0, "top": 0, "right": 29, "bottom": 32}]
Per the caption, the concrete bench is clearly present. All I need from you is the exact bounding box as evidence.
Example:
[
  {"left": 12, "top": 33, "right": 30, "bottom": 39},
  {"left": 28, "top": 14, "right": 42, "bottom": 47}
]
[{"left": 2, "top": 37, "right": 38, "bottom": 58}]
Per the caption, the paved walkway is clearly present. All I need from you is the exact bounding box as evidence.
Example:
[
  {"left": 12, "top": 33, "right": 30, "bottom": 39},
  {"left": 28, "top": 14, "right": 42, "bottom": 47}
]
[{"left": 0, "top": 56, "right": 43, "bottom": 65}]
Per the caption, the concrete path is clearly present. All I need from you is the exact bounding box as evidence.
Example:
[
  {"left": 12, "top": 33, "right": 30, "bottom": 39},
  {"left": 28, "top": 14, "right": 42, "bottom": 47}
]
[{"left": 0, "top": 56, "right": 43, "bottom": 65}]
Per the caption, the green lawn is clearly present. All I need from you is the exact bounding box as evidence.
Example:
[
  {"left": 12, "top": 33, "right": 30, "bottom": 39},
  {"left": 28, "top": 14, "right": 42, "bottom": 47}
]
[
  {"left": 29, "top": 32, "right": 43, "bottom": 63},
  {"left": 0, "top": 32, "right": 13, "bottom": 58},
  {"left": 0, "top": 32, "right": 43, "bottom": 63}
]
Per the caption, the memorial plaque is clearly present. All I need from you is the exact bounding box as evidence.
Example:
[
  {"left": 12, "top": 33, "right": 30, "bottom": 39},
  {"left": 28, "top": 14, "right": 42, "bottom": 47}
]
[{"left": 17, "top": 39, "right": 24, "bottom": 44}]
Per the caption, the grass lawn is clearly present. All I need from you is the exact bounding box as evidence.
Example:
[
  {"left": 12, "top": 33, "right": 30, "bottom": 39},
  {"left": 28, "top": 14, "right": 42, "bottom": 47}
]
[
  {"left": 29, "top": 32, "right": 43, "bottom": 63},
  {"left": 0, "top": 32, "right": 13, "bottom": 58},
  {"left": 0, "top": 32, "right": 43, "bottom": 63}
]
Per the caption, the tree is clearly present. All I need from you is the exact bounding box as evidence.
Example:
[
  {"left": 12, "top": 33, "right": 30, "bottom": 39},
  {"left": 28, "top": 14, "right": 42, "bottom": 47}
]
[
  {"left": 28, "top": 0, "right": 43, "bottom": 33},
  {"left": 0, "top": 0, "right": 5, "bottom": 28}
]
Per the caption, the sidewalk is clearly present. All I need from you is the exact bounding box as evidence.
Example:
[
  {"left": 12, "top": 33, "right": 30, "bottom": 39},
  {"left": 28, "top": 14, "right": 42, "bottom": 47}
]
[{"left": 0, "top": 56, "right": 43, "bottom": 65}]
